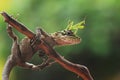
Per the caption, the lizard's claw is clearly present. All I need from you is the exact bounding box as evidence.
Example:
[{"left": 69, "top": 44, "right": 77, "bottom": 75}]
[
  {"left": 32, "top": 57, "right": 56, "bottom": 71},
  {"left": 32, "top": 65, "right": 42, "bottom": 71},
  {"left": 30, "top": 28, "right": 43, "bottom": 51}
]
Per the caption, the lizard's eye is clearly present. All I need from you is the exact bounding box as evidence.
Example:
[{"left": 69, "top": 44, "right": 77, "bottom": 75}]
[{"left": 65, "top": 30, "right": 74, "bottom": 36}]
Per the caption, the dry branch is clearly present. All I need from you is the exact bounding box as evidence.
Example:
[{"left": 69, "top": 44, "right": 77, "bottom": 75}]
[{"left": 1, "top": 12, "right": 93, "bottom": 80}]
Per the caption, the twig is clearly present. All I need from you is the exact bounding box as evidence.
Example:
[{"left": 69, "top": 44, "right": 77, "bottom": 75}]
[{"left": 1, "top": 12, "right": 93, "bottom": 80}]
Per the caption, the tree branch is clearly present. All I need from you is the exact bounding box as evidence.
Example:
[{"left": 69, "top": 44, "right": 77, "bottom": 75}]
[{"left": 1, "top": 12, "right": 93, "bottom": 80}]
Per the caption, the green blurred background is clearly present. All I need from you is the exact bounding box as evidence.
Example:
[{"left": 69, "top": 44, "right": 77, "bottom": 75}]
[{"left": 0, "top": 0, "right": 120, "bottom": 80}]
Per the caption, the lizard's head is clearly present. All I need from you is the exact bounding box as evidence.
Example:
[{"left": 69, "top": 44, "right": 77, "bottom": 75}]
[
  {"left": 51, "top": 30, "right": 81, "bottom": 46},
  {"left": 51, "top": 19, "right": 85, "bottom": 46}
]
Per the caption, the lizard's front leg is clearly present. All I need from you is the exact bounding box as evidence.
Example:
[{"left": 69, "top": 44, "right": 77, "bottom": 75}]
[
  {"left": 6, "top": 25, "right": 46, "bottom": 70},
  {"left": 6, "top": 25, "right": 39, "bottom": 70},
  {"left": 29, "top": 28, "right": 56, "bottom": 70}
]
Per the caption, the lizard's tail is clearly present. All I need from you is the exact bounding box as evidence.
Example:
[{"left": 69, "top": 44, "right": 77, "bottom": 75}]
[{"left": 2, "top": 55, "right": 16, "bottom": 80}]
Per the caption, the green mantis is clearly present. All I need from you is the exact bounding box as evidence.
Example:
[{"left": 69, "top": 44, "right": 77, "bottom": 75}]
[{"left": 66, "top": 19, "right": 85, "bottom": 34}]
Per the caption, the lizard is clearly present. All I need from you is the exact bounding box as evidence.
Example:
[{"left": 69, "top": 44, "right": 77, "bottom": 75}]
[{"left": 2, "top": 19, "right": 84, "bottom": 80}]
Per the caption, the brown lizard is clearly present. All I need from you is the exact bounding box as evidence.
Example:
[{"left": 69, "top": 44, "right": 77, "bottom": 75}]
[
  {"left": 2, "top": 25, "right": 81, "bottom": 80},
  {"left": 1, "top": 12, "right": 93, "bottom": 80}
]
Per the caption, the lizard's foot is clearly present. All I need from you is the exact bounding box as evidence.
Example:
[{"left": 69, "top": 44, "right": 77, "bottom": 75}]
[
  {"left": 38, "top": 50, "right": 46, "bottom": 61},
  {"left": 30, "top": 28, "right": 43, "bottom": 51},
  {"left": 7, "top": 24, "right": 18, "bottom": 40},
  {"left": 32, "top": 57, "right": 56, "bottom": 71},
  {"left": 38, "top": 50, "right": 56, "bottom": 67},
  {"left": 40, "top": 56, "right": 56, "bottom": 70},
  {"left": 31, "top": 51, "right": 56, "bottom": 71}
]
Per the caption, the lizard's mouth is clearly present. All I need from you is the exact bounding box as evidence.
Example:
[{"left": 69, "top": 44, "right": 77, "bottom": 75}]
[
  {"left": 53, "top": 35, "right": 81, "bottom": 46},
  {"left": 60, "top": 36, "right": 81, "bottom": 45}
]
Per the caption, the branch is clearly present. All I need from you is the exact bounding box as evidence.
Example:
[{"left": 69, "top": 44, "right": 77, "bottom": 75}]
[
  {"left": 1, "top": 12, "right": 35, "bottom": 39},
  {"left": 1, "top": 12, "right": 93, "bottom": 80}
]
